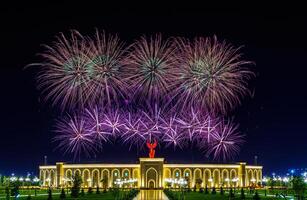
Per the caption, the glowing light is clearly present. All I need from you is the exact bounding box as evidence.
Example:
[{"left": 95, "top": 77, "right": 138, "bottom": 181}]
[
  {"left": 164, "top": 178, "right": 187, "bottom": 186},
  {"left": 33, "top": 177, "right": 40, "bottom": 182}
]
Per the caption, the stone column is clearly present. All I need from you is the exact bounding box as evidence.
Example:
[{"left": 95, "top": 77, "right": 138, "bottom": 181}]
[
  {"left": 56, "top": 162, "right": 64, "bottom": 187},
  {"left": 238, "top": 162, "right": 246, "bottom": 187}
]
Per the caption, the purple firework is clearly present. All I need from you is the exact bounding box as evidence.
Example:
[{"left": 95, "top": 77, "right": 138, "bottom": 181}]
[
  {"left": 85, "top": 30, "right": 128, "bottom": 107},
  {"left": 205, "top": 120, "right": 244, "bottom": 160},
  {"left": 31, "top": 31, "right": 252, "bottom": 161},
  {"left": 54, "top": 114, "right": 96, "bottom": 159},
  {"left": 173, "top": 36, "right": 254, "bottom": 114},
  {"left": 36, "top": 30, "right": 128, "bottom": 111},
  {"left": 37, "top": 30, "right": 92, "bottom": 110}
]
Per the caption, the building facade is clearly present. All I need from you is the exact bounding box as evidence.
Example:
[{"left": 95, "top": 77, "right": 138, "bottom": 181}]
[{"left": 39, "top": 157, "right": 262, "bottom": 189}]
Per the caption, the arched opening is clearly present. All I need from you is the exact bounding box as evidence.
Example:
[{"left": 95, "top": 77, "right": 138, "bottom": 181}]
[
  {"left": 183, "top": 168, "right": 192, "bottom": 188},
  {"left": 83, "top": 169, "right": 91, "bottom": 188},
  {"left": 101, "top": 169, "right": 109, "bottom": 189},
  {"left": 65, "top": 170, "right": 73, "bottom": 187},
  {"left": 146, "top": 168, "right": 158, "bottom": 189},
  {"left": 50, "top": 170, "right": 56, "bottom": 187},
  {"left": 74, "top": 169, "right": 81, "bottom": 177},
  {"left": 148, "top": 179, "right": 155, "bottom": 189},
  {"left": 92, "top": 169, "right": 99, "bottom": 187},
  {"left": 122, "top": 169, "right": 130, "bottom": 179},
  {"left": 111, "top": 169, "right": 120, "bottom": 187},
  {"left": 230, "top": 169, "right": 237, "bottom": 187},
  {"left": 213, "top": 169, "right": 220, "bottom": 188},
  {"left": 221, "top": 169, "right": 229, "bottom": 187},
  {"left": 173, "top": 168, "right": 181, "bottom": 179},
  {"left": 194, "top": 169, "right": 202, "bottom": 188},
  {"left": 204, "top": 169, "right": 211, "bottom": 187},
  {"left": 41, "top": 170, "right": 46, "bottom": 186},
  {"left": 247, "top": 170, "right": 254, "bottom": 186}
]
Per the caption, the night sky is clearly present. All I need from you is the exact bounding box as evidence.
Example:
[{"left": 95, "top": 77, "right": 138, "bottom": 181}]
[{"left": 1, "top": 4, "right": 306, "bottom": 176}]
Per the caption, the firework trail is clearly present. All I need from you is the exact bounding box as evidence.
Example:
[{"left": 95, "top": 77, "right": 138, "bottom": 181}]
[{"left": 173, "top": 36, "right": 254, "bottom": 114}]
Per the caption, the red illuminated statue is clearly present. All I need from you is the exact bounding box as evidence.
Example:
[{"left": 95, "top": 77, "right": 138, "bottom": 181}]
[{"left": 146, "top": 140, "right": 157, "bottom": 158}]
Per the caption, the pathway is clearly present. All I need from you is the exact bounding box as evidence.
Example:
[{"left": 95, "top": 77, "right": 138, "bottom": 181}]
[{"left": 133, "top": 190, "right": 169, "bottom": 200}]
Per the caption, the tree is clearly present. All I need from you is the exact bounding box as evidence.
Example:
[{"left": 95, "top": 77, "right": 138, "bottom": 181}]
[
  {"left": 71, "top": 174, "right": 82, "bottom": 198},
  {"left": 268, "top": 178, "right": 275, "bottom": 189},
  {"left": 5, "top": 186, "right": 10, "bottom": 200},
  {"left": 229, "top": 188, "right": 235, "bottom": 199},
  {"left": 240, "top": 188, "right": 245, "bottom": 199},
  {"left": 80, "top": 188, "right": 85, "bottom": 196},
  {"left": 220, "top": 186, "right": 224, "bottom": 195},
  {"left": 212, "top": 187, "right": 216, "bottom": 194},
  {"left": 291, "top": 176, "right": 306, "bottom": 200},
  {"left": 47, "top": 188, "right": 52, "bottom": 200},
  {"left": 96, "top": 186, "right": 100, "bottom": 194},
  {"left": 87, "top": 187, "right": 93, "bottom": 194},
  {"left": 253, "top": 191, "right": 260, "bottom": 200},
  {"left": 60, "top": 188, "right": 66, "bottom": 199}
]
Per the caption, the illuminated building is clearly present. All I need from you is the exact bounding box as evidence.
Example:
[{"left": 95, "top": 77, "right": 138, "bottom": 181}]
[{"left": 39, "top": 157, "right": 262, "bottom": 189}]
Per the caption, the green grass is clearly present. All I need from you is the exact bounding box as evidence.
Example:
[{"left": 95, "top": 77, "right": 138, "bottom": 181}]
[
  {"left": 0, "top": 189, "right": 135, "bottom": 200},
  {"left": 167, "top": 190, "right": 294, "bottom": 200},
  {"left": 17, "top": 192, "right": 116, "bottom": 200}
]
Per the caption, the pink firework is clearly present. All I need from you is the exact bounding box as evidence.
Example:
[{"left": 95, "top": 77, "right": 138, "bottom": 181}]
[
  {"left": 205, "top": 120, "right": 244, "bottom": 160},
  {"left": 85, "top": 30, "right": 128, "bottom": 107},
  {"left": 54, "top": 114, "right": 95, "bottom": 159},
  {"left": 173, "top": 36, "right": 254, "bottom": 114},
  {"left": 37, "top": 30, "right": 92, "bottom": 110},
  {"left": 125, "top": 34, "right": 178, "bottom": 105}
]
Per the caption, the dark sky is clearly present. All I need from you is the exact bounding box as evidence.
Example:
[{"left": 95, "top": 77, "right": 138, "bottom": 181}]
[{"left": 0, "top": 3, "right": 306, "bottom": 176}]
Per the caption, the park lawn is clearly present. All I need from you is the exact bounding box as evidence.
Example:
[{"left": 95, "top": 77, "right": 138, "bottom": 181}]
[
  {"left": 173, "top": 192, "right": 291, "bottom": 200},
  {"left": 12, "top": 192, "right": 118, "bottom": 200}
]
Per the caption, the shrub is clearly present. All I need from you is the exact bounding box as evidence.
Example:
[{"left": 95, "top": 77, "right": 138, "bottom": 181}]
[
  {"left": 229, "top": 188, "right": 235, "bottom": 199},
  {"left": 253, "top": 191, "right": 260, "bottom": 200},
  {"left": 240, "top": 188, "right": 245, "bottom": 199},
  {"left": 47, "top": 188, "right": 52, "bottom": 200},
  {"left": 80, "top": 188, "right": 85, "bottom": 196},
  {"left": 71, "top": 174, "right": 82, "bottom": 198},
  {"left": 199, "top": 187, "right": 204, "bottom": 193},
  {"left": 88, "top": 187, "right": 93, "bottom": 194},
  {"left": 60, "top": 188, "right": 66, "bottom": 199},
  {"left": 212, "top": 187, "right": 216, "bottom": 194},
  {"left": 205, "top": 185, "right": 209, "bottom": 194},
  {"left": 26, "top": 195, "right": 32, "bottom": 200},
  {"left": 220, "top": 186, "right": 224, "bottom": 195},
  {"left": 96, "top": 186, "right": 100, "bottom": 194}
]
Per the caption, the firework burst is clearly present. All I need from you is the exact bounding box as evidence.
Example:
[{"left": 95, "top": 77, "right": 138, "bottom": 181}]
[
  {"left": 125, "top": 34, "right": 178, "bottom": 106},
  {"left": 31, "top": 31, "right": 253, "bottom": 160},
  {"left": 54, "top": 114, "right": 96, "bottom": 159},
  {"left": 173, "top": 36, "right": 254, "bottom": 114},
  {"left": 205, "top": 120, "right": 244, "bottom": 160},
  {"left": 85, "top": 30, "right": 128, "bottom": 107},
  {"left": 37, "top": 30, "right": 92, "bottom": 110}
]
